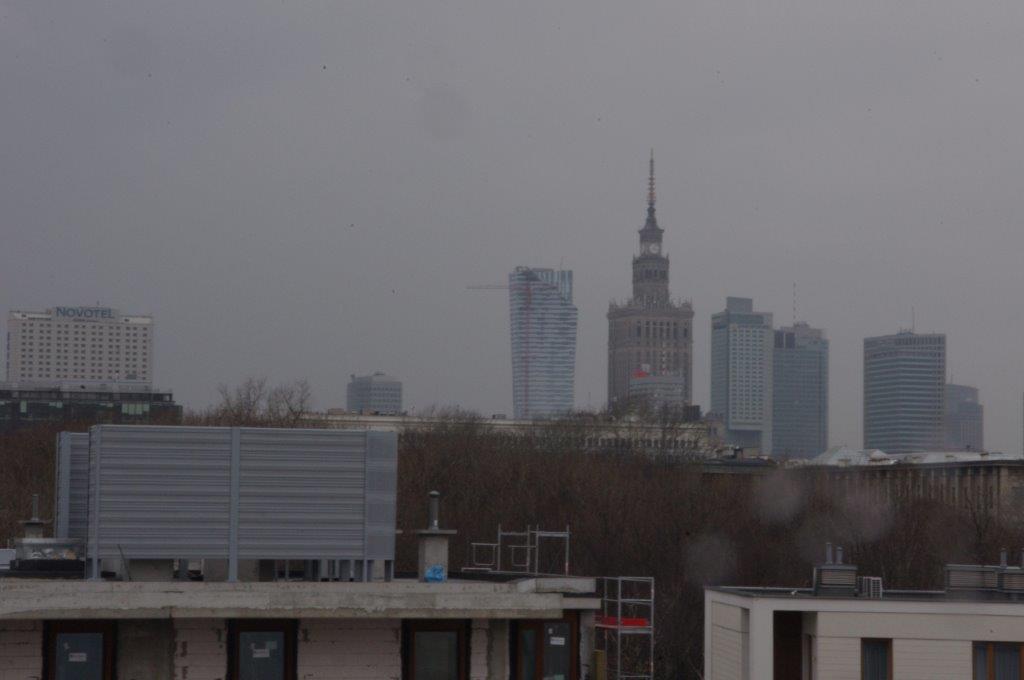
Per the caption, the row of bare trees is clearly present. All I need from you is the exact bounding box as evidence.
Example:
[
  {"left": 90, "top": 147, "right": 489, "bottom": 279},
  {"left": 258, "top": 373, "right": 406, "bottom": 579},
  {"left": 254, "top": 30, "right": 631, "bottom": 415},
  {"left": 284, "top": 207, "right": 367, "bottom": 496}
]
[
  {"left": 189, "top": 377, "right": 315, "bottom": 427},
  {"left": 397, "top": 419, "right": 1024, "bottom": 680}
]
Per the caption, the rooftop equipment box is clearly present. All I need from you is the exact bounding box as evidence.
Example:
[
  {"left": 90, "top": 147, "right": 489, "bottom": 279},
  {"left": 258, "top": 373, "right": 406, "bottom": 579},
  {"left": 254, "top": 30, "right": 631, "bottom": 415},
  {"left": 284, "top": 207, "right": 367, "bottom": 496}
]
[{"left": 85, "top": 425, "right": 397, "bottom": 578}]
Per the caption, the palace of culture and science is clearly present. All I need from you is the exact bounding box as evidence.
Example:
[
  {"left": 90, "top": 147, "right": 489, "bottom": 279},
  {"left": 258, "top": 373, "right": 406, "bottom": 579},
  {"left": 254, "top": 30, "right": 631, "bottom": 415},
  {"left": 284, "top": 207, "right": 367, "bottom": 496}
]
[{"left": 607, "top": 154, "right": 694, "bottom": 410}]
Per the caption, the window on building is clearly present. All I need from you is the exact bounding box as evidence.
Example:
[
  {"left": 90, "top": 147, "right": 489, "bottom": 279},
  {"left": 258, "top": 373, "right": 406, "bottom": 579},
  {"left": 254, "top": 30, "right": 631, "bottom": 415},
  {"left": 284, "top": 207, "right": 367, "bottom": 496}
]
[
  {"left": 861, "top": 639, "right": 891, "bottom": 680},
  {"left": 228, "top": 619, "right": 296, "bottom": 680},
  {"left": 403, "top": 621, "right": 468, "bottom": 680},
  {"left": 513, "top": 617, "right": 578, "bottom": 680},
  {"left": 45, "top": 620, "right": 115, "bottom": 680},
  {"left": 974, "top": 642, "right": 1024, "bottom": 680}
]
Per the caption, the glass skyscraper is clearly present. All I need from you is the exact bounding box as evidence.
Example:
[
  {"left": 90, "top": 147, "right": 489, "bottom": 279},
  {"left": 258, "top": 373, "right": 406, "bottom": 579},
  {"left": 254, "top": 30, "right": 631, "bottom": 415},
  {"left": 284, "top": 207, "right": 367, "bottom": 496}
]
[
  {"left": 945, "top": 383, "right": 983, "bottom": 451},
  {"left": 710, "top": 297, "right": 773, "bottom": 454},
  {"left": 863, "top": 331, "right": 946, "bottom": 453},
  {"left": 772, "top": 323, "right": 829, "bottom": 458},
  {"left": 509, "top": 267, "right": 578, "bottom": 420}
]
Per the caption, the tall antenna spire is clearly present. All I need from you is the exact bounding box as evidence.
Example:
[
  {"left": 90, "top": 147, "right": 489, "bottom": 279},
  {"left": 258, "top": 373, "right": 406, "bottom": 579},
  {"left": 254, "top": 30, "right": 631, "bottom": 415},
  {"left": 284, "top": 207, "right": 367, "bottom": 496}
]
[
  {"left": 793, "top": 282, "right": 797, "bottom": 325},
  {"left": 647, "top": 148, "right": 656, "bottom": 210}
]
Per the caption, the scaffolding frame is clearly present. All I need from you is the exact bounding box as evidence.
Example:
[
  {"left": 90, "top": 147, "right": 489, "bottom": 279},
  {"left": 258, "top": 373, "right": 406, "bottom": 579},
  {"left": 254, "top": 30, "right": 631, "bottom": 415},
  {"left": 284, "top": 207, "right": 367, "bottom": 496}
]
[
  {"left": 596, "top": 576, "right": 654, "bottom": 680},
  {"left": 465, "top": 524, "right": 570, "bottom": 576}
]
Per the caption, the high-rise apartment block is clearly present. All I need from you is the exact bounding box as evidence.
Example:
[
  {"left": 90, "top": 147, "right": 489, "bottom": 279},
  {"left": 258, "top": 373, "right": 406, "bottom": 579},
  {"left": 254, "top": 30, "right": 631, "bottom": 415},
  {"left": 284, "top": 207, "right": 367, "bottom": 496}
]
[
  {"left": 346, "top": 372, "right": 403, "bottom": 415},
  {"left": 710, "top": 297, "right": 773, "bottom": 454},
  {"left": 509, "top": 267, "right": 578, "bottom": 420},
  {"left": 5, "top": 306, "right": 153, "bottom": 385},
  {"left": 607, "top": 153, "right": 694, "bottom": 408},
  {"left": 863, "top": 331, "right": 946, "bottom": 453},
  {"left": 945, "top": 383, "right": 983, "bottom": 451},
  {"left": 772, "top": 322, "right": 829, "bottom": 458}
]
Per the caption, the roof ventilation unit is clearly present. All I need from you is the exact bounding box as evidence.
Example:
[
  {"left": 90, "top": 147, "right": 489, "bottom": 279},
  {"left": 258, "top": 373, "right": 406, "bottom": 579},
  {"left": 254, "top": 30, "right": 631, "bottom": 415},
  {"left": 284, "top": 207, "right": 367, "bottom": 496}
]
[
  {"left": 944, "top": 564, "right": 999, "bottom": 591},
  {"left": 813, "top": 543, "right": 857, "bottom": 596},
  {"left": 857, "top": 576, "right": 883, "bottom": 599}
]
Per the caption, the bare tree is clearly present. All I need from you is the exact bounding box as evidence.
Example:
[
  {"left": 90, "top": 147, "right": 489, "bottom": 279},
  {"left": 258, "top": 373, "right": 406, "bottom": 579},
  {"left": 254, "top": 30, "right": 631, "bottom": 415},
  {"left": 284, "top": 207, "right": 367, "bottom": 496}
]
[
  {"left": 266, "top": 378, "right": 313, "bottom": 427},
  {"left": 193, "top": 377, "right": 317, "bottom": 427},
  {"left": 213, "top": 376, "right": 269, "bottom": 425}
]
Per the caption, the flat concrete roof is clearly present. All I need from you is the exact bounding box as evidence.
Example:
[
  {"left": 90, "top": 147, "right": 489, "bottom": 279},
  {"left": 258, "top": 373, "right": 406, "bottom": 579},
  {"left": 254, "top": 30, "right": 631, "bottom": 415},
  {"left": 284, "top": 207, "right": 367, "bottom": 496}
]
[
  {"left": 0, "top": 577, "right": 600, "bottom": 620},
  {"left": 709, "top": 586, "right": 1024, "bottom": 606}
]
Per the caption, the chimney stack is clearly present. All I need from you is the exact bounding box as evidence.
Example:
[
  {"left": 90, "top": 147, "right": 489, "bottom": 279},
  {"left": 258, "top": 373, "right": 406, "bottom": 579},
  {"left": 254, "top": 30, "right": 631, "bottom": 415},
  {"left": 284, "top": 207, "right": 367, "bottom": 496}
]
[
  {"left": 20, "top": 494, "right": 49, "bottom": 539},
  {"left": 417, "top": 491, "right": 457, "bottom": 582}
]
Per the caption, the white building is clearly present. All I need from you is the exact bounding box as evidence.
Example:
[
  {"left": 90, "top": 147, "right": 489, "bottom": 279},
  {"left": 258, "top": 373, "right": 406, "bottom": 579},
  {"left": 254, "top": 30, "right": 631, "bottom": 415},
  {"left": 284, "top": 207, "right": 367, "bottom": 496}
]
[
  {"left": 705, "top": 548, "right": 1024, "bottom": 680},
  {"left": 346, "top": 371, "right": 403, "bottom": 414},
  {"left": 5, "top": 306, "right": 153, "bottom": 385}
]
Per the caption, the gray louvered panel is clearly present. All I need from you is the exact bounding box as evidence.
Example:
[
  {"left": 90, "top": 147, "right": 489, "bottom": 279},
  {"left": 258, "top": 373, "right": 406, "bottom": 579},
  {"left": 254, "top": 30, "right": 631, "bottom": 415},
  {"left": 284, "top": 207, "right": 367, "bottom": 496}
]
[
  {"left": 86, "top": 424, "right": 398, "bottom": 568},
  {"left": 55, "top": 433, "right": 72, "bottom": 539},
  {"left": 89, "top": 425, "right": 233, "bottom": 559},
  {"left": 364, "top": 431, "right": 398, "bottom": 560},
  {"left": 237, "top": 428, "right": 369, "bottom": 559},
  {"left": 55, "top": 432, "right": 90, "bottom": 541}
]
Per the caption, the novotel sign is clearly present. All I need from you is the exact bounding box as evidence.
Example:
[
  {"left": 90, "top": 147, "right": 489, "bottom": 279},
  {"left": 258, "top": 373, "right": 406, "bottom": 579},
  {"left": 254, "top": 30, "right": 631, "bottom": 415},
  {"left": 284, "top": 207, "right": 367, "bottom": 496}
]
[{"left": 53, "top": 306, "right": 118, "bottom": 320}]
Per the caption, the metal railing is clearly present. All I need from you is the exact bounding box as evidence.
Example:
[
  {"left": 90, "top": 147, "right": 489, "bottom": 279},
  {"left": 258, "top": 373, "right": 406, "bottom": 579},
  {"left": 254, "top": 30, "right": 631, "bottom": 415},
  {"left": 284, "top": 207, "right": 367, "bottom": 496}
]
[{"left": 465, "top": 525, "right": 570, "bottom": 576}]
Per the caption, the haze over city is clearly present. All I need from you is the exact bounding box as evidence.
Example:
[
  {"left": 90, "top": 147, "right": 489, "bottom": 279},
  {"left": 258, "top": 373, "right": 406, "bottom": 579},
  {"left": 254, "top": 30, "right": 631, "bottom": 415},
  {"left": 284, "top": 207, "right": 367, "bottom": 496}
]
[{"left": 3, "top": 0, "right": 1024, "bottom": 452}]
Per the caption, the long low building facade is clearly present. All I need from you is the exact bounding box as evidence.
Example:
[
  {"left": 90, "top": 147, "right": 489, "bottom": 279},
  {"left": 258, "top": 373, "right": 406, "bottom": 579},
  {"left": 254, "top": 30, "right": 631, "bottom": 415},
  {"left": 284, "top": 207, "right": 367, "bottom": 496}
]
[
  {"left": 315, "top": 411, "right": 722, "bottom": 458},
  {"left": 0, "top": 577, "right": 599, "bottom": 680},
  {"left": 796, "top": 448, "right": 1024, "bottom": 516},
  {"left": 0, "top": 381, "right": 181, "bottom": 431}
]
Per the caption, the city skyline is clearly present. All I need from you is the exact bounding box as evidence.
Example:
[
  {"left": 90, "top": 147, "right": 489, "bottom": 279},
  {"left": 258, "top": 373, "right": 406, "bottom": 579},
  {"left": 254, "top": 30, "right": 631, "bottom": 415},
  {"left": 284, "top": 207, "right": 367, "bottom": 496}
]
[{"left": 3, "top": 0, "right": 1024, "bottom": 452}]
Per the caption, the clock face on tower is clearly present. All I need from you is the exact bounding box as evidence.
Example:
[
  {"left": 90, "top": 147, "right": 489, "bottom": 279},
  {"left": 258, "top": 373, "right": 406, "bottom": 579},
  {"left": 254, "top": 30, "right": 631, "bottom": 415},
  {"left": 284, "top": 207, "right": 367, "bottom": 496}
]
[{"left": 644, "top": 242, "right": 660, "bottom": 255}]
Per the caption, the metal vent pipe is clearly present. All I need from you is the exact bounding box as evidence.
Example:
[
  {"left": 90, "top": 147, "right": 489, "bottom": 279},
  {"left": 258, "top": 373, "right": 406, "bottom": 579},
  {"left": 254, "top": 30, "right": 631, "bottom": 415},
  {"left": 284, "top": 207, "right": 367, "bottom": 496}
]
[{"left": 428, "top": 491, "right": 440, "bottom": 530}]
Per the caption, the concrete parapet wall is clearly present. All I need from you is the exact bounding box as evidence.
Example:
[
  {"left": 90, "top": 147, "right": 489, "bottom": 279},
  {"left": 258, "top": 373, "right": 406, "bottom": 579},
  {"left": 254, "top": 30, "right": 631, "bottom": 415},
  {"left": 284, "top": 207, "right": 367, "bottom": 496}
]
[{"left": 0, "top": 578, "right": 598, "bottom": 621}]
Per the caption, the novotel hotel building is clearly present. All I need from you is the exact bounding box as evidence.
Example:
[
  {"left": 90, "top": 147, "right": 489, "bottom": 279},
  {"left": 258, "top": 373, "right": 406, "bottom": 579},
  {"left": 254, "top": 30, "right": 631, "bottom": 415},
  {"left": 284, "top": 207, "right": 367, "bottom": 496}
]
[{"left": 5, "top": 306, "right": 154, "bottom": 385}]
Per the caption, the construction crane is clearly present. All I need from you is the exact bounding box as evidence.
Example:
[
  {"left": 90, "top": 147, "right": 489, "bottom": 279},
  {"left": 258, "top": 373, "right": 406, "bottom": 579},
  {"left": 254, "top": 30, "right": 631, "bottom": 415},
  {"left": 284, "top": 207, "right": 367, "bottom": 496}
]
[{"left": 465, "top": 279, "right": 533, "bottom": 416}]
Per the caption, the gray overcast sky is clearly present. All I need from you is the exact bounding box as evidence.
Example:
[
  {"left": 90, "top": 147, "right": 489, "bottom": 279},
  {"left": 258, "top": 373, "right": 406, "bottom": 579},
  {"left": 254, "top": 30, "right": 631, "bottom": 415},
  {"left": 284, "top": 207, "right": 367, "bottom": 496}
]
[{"left": 3, "top": 0, "right": 1024, "bottom": 452}]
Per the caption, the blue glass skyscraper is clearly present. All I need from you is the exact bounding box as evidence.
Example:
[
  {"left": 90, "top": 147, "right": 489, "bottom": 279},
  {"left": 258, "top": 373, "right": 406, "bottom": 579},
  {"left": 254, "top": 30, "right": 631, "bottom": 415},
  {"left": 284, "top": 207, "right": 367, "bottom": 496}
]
[{"left": 772, "top": 322, "right": 829, "bottom": 458}]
